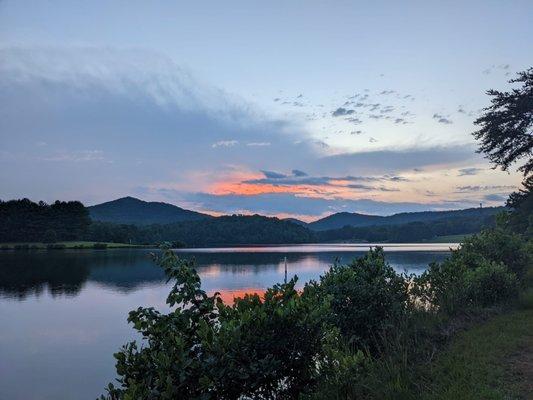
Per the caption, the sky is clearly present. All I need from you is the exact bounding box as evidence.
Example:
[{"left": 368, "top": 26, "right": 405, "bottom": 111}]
[{"left": 1, "top": 0, "right": 532, "bottom": 221}]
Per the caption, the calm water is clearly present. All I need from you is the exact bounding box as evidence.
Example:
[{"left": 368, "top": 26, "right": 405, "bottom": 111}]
[{"left": 0, "top": 244, "right": 454, "bottom": 400}]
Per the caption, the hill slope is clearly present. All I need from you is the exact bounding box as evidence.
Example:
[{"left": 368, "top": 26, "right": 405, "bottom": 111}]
[
  {"left": 309, "top": 207, "right": 504, "bottom": 231},
  {"left": 88, "top": 197, "right": 210, "bottom": 225}
]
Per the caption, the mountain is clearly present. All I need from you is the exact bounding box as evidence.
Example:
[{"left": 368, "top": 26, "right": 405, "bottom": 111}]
[
  {"left": 88, "top": 197, "right": 211, "bottom": 225},
  {"left": 308, "top": 212, "right": 383, "bottom": 231},
  {"left": 308, "top": 207, "right": 504, "bottom": 231},
  {"left": 282, "top": 218, "right": 309, "bottom": 227}
]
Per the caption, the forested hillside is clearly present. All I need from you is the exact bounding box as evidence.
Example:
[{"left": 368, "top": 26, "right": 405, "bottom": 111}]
[
  {"left": 308, "top": 206, "right": 503, "bottom": 230},
  {"left": 88, "top": 196, "right": 210, "bottom": 225}
]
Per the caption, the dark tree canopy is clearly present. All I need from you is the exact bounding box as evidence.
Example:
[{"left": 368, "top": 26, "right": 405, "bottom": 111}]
[
  {"left": 473, "top": 68, "right": 533, "bottom": 178},
  {"left": 0, "top": 199, "right": 90, "bottom": 242}
]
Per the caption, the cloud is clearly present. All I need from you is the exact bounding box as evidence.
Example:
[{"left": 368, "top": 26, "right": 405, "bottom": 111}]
[
  {"left": 380, "top": 105, "right": 395, "bottom": 113},
  {"left": 260, "top": 170, "right": 288, "bottom": 179},
  {"left": 483, "top": 193, "right": 507, "bottom": 202},
  {"left": 432, "top": 113, "right": 453, "bottom": 124},
  {"left": 212, "top": 140, "right": 239, "bottom": 148},
  {"left": 332, "top": 107, "right": 355, "bottom": 117},
  {"left": 458, "top": 167, "right": 483, "bottom": 176},
  {"left": 42, "top": 150, "right": 105, "bottom": 162},
  {"left": 292, "top": 169, "right": 307, "bottom": 177},
  {"left": 0, "top": 46, "right": 320, "bottom": 202},
  {"left": 345, "top": 117, "right": 362, "bottom": 124},
  {"left": 320, "top": 145, "right": 480, "bottom": 174},
  {"left": 456, "top": 185, "right": 515, "bottom": 192},
  {"left": 246, "top": 142, "right": 271, "bottom": 147},
  {"left": 243, "top": 172, "right": 407, "bottom": 187}
]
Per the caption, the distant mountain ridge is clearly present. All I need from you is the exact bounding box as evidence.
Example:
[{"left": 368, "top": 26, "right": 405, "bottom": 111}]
[
  {"left": 307, "top": 207, "right": 504, "bottom": 231},
  {"left": 88, "top": 196, "right": 211, "bottom": 225},
  {"left": 88, "top": 196, "right": 504, "bottom": 232}
]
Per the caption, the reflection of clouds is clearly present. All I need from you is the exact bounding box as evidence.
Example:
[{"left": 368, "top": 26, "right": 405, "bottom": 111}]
[
  {"left": 31, "top": 326, "right": 102, "bottom": 345},
  {"left": 198, "top": 264, "right": 221, "bottom": 278},
  {"left": 209, "top": 288, "right": 266, "bottom": 305},
  {"left": 275, "top": 255, "right": 329, "bottom": 274}
]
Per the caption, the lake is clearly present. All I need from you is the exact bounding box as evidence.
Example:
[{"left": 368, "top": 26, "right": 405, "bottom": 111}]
[{"left": 0, "top": 244, "right": 455, "bottom": 400}]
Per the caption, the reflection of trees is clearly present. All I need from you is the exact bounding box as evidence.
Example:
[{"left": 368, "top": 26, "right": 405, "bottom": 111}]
[
  {"left": 0, "top": 249, "right": 450, "bottom": 301},
  {"left": 0, "top": 252, "right": 90, "bottom": 299},
  {"left": 0, "top": 250, "right": 166, "bottom": 300}
]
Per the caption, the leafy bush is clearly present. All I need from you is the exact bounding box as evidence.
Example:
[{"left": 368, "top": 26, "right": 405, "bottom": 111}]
[
  {"left": 208, "top": 280, "right": 327, "bottom": 399},
  {"left": 312, "top": 247, "right": 409, "bottom": 348},
  {"left": 464, "top": 261, "right": 518, "bottom": 307},
  {"left": 414, "top": 228, "right": 526, "bottom": 314},
  {"left": 102, "top": 249, "right": 328, "bottom": 400},
  {"left": 93, "top": 242, "right": 108, "bottom": 249},
  {"left": 413, "top": 257, "right": 469, "bottom": 315},
  {"left": 453, "top": 228, "right": 530, "bottom": 279}
]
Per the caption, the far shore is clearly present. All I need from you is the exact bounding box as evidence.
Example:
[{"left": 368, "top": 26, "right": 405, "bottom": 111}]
[{"left": 0, "top": 241, "right": 152, "bottom": 250}]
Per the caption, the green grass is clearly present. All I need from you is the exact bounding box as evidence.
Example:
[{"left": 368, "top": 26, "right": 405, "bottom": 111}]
[
  {"left": 0, "top": 241, "right": 151, "bottom": 250},
  {"left": 419, "top": 308, "right": 533, "bottom": 400}
]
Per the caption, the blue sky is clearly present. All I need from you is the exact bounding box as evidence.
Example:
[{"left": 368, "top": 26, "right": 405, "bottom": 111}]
[{"left": 1, "top": 1, "right": 531, "bottom": 220}]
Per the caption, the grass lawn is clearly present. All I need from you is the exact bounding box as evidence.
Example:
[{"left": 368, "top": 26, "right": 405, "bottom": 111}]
[
  {"left": 0, "top": 241, "right": 151, "bottom": 249},
  {"left": 420, "top": 303, "right": 533, "bottom": 400}
]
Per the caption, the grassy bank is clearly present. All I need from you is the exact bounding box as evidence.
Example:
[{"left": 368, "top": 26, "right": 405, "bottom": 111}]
[
  {"left": 419, "top": 266, "right": 533, "bottom": 400},
  {"left": 0, "top": 241, "right": 152, "bottom": 250},
  {"left": 420, "top": 308, "right": 533, "bottom": 400}
]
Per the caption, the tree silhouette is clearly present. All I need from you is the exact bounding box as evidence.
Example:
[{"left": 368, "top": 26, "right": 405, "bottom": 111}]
[{"left": 473, "top": 68, "right": 533, "bottom": 179}]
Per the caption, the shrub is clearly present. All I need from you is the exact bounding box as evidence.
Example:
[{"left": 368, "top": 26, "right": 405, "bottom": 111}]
[
  {"left": 102, "top": 249, "right": 328, "bottom": 400},
  {"left": 93, "top": 243, "right": 108, "bottom": 249},
  {"left": 464, "top": 261, "right": 518, "bottom": 307},
  {"left": 13, "top": 244, "right": 29, "bottom": 250},
  {"left": 316, "top": 247, "right": 409, "bottom": 348},
  {"left": 413, "top": 258, "right": 468, "bottom": 315},
  {"left": 415, "top": 260, "right": 519, "bottom": 314},
  {"left": 209, "top": 279, "right": 327, "bottom": 399},
  {"left": 453, "top": 228, "right": 530, "bottom": 279}
]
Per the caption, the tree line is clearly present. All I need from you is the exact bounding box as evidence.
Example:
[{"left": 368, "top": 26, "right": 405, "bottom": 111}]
[
  {"left": 0, "top": 199, "right": 90, "bottom": 243},
  {"left": 0, "top": 199, "right": 509, "bottom": 246}
]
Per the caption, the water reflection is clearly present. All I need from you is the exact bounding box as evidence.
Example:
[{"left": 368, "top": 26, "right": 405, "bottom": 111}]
[
  {"left": 0, "top": 246, "right": 452, "bottom": 301},
  {"left": 0, "top": 246, "right": 452, "bottom": 400}
]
